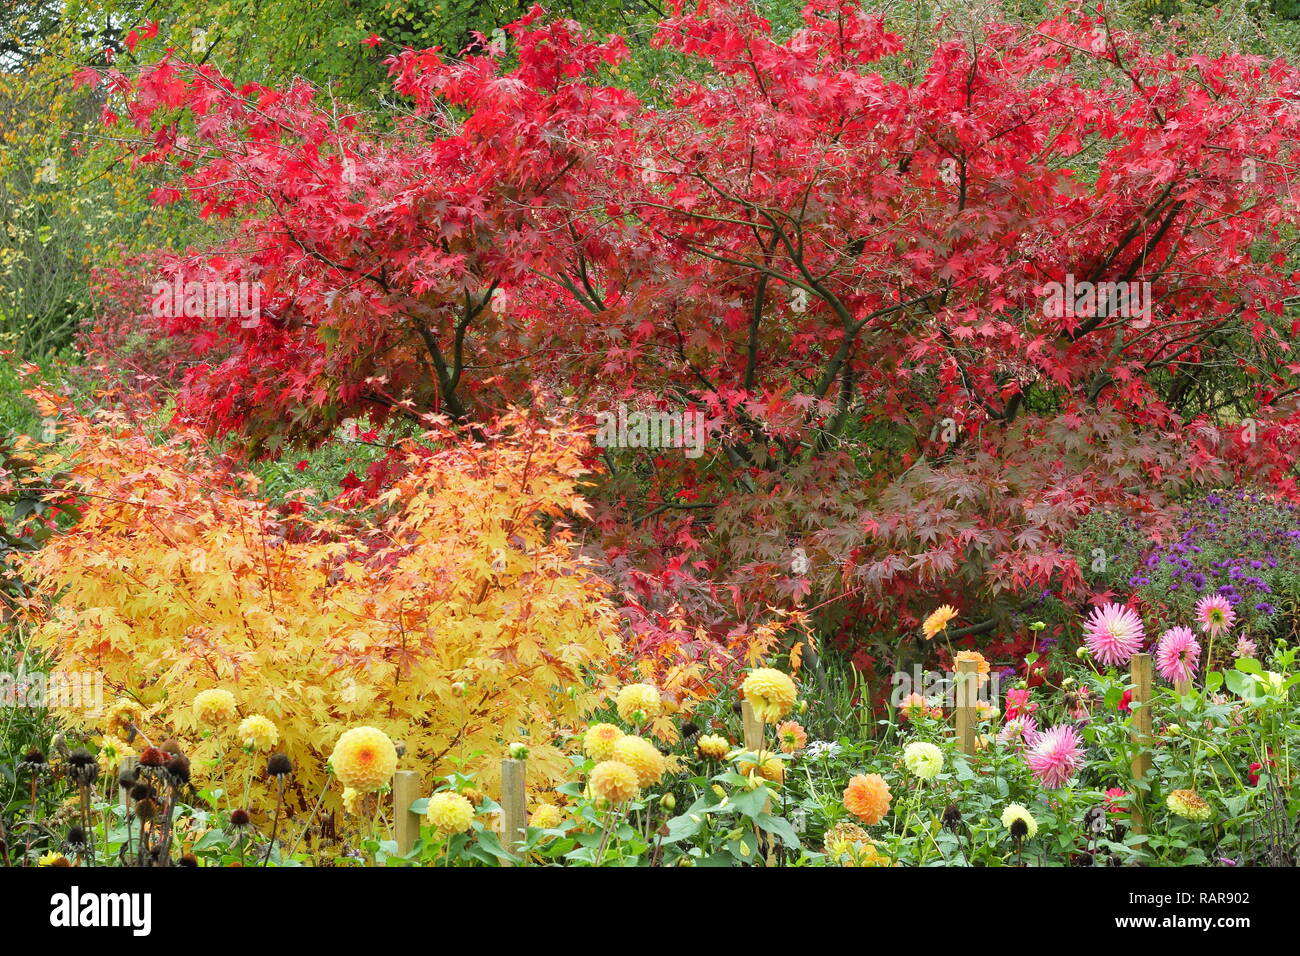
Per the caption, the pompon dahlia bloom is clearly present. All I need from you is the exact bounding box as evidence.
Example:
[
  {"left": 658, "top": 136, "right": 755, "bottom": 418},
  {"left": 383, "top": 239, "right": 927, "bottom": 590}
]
[
  {"left": 329, "top": 726, "right": 397, "bottom": 792},
  {"left": 1235, "top": 634, "right": 1258, "bottom": 659},
  {"left": 589, "top": 760, "right": 640, "bottom": 804},
  {"left": 609, "top": 735, "right": 666, "bottom": 787},
  {"left": 192, "top": 688, "right": 238, "bottom": 727},
  {"left": 105, "top": 698, "right": 143, "bottom": 737},
  {"left": 425, "top": 791, "right": 475, "bottom": 834},
  {"left": 1082, "top": 603, "right": 1145, "bottom": 667},
  {"left": 237, "top": 714, "right": 280, "bottom": 752},
  {"left": 843, "top": 773, "right": 892, "bottom": 824},
  {"left": 776, "top": 720, "right": 808, "bottom": 754},
  {"left": 1000, "top": 803, "right": 1038, "bottom": 839},
  {"left": 922, "top": 605, "right": 958, "bottom": 640},
  {"left": 696, "top": 734, "right": 730, "bottom": 760},
  {"left": 741, "top": 668, "right": 798, "bottom": 723},
  {"left": 583, "top": 723, "right": 624, "bottom": 761},
  {"left": 1155, "top": 626, "right": 1202, "bottom": 683},
  {"left": 615, "top": 683, "right": 661, "bottom": 723},
  {"left": 902, "top": 741, "right": 944, "bottom": 780},
  {"left": 1196, "top": 594, "right": 1237, "bottom": 636},
  {"left": 530, "top": 803, "right": 564, "bottom": 830},
  {"left": 1166, "top": 789, "right": 1212, "bottom": 821},
  {"left": 1025, "top": 724, "right": 1084, "bottom": 789}
]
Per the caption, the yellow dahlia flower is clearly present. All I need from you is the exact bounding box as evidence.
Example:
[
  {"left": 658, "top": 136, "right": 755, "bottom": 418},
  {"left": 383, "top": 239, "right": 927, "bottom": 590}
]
[
  {"left": 97, "top": 735, "right": 135, "bottom": 776},
  {"left": 589, "top": 760, "right": 641, "bottom": 804},
  {"left": 192, "top": 688, "right": 238, "bottom": 727},
  {"left": 329, "top": 726, "right": 397, "bottom": 792},
  {"left": 530, "top": 804, "right": 564, "bottom": 829},
  {"left": 105, "top": 698, "right": 142, "bottom": 737},
  {"left": 902, "top": 741, "right": 943, "bottom": 780},
  {"left": 426, "top": 791, "right": 476, "bottom": 834},
  {"left": 922, "top": 605, "right": 958, "bottom": 640},
  {"left": 1000, "top": 803, "right": 1038, "bottom": 839},
  {"left": 583, "top": 722, "right": 624, "bottom": 761},
  {"left": 736, "top": 750, "right": 785, "bottom": 785},
  {"left": 237, "top": 714, "right": 279, "bottom": 752},
  {"left": 1167, "top": 789, "right": 1212, "bottom": 821},
  {"left": 615, "top": 683, "right": 661, "bottom": 723},
  {"left": 610, "top": 735, "right": 666, "bottom": 787},
  {"left": 696, "top": 733, "right": 730, "bottom": 759},
  {"left": 741, "top": 668, "right": 798, "bottom": 724}
]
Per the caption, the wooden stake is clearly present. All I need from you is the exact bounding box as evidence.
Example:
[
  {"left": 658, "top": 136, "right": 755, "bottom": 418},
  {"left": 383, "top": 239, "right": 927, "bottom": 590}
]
[
  {"left": 955, "top": 658, "right": 979, "bottom": 756},
  {"left": 500, "top": 757, "right": 527, "bottom": 865},
  {"left": 1129, "top": 653, "right": 1154, "bottom": 833},
  {"left": 392, "top": 770, "right": 421, "bottom": 856},
  {"left": 1174, "top": 677, "right": 1192, "bottom": 697},
  {"left": 741, "top": 700, "right": 764, "bottom": 751},
  {"left": 740, "top": 699, "right": 776, "bottom": 862}
]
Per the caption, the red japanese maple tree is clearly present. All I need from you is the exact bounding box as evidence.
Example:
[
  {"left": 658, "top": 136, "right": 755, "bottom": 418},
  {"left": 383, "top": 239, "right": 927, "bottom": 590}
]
[{"left": 84, "top": 1, "right": 1300, "bottom": 670}]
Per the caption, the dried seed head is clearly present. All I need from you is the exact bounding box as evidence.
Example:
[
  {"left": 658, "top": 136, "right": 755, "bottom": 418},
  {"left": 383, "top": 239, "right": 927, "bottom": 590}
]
[
  {"left": 165, "top": 754, "right": 191, "bottom": 786},
  {"left": 67, "top": 748, "right": 99, "bottom": 787},
  {"left": 267, "top": 753, "right": 293, "bottom": 777},
  {"left": 129, "top": 782, "right": 154, "bottom": 802}
]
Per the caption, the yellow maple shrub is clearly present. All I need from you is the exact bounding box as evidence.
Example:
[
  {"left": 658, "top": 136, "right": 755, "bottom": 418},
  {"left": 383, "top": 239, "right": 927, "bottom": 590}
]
[{"left": 18, "top": 393, "right": 622, "bottom": 816}]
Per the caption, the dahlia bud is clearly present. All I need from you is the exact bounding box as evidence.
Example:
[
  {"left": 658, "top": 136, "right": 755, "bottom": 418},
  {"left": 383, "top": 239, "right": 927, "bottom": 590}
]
[
  {"left": 508, "top": 742, "right": 529, "bottom": 761},
  {"left": 660, "top": 793, "right": 676, "bottom": 812}
]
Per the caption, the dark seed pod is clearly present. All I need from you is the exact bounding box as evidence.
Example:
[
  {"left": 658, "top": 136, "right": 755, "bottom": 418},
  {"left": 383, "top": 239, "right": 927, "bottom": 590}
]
[
  {"left": 229, "top": 808, "right": 251, "bottom": 829},
  {"left": 67, "top": 748, "right": 99, "bottom": 787},
  {"left": 138, "top": 747, "right": 166, "bottom": 768},
  {"left": 942, "top": 803, "right": 962, "bottom": 831},
  {"left": 65, "top": 826, "right": 90, "bottom": 853},
  {"left": 134, "top": 798, "right": 157, "bottom": 822},
  {"left": 266, "top": 753, "right": 293, "bottom": 777},
  {"left": 129, "top": 782, "right": 154, "bottom": 802},
  {"left": 165, "top": 754, "right": 191, "bottom": 786}
]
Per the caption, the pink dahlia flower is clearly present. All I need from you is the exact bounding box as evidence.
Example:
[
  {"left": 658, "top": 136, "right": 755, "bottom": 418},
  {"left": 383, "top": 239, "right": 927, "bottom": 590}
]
[
  {"left": 1155, "top": 626, "right": 1201, "bottom": 684},
  {"left": 998, "top": 715, "right": 1039, "bottom": 750},
  {"left": 1026, "top": 724, "right": 1084, "bottom": 789},
  {"left": 1082, "top": 603, "right": 1145, "bottom": 667},
  {"left": 1195, "top": 594, "right": 1236, "bottom": 637}
]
